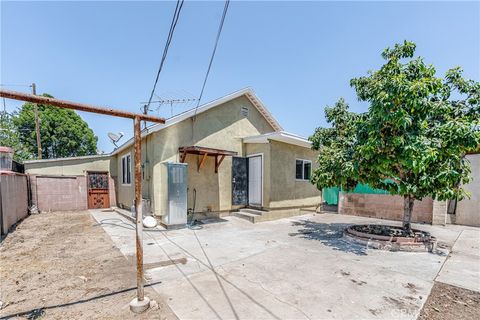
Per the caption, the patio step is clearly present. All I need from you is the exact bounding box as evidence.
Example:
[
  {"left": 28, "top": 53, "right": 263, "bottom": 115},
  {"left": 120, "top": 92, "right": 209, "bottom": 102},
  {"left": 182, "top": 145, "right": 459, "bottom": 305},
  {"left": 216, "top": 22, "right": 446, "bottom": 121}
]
[
  {"left": 233, "top": 207, "right": 316, "bottom": 223},
  {"left": 233, "top": 208, "right": 270, "bottom": 223},
  {"left": 233, "top": 211, "right": 259, "bottom": 223},
  {"left": 239, "top": 208, "right": 265, "bottom": 215}
]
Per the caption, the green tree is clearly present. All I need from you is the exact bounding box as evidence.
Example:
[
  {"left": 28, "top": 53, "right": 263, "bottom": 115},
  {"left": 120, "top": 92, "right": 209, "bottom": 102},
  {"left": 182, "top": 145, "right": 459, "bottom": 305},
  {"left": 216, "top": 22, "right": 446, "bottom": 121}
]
[
  {"left": 0, "top": 111, "right": 31, "bottom": 161},
  {"left": 310, "top": 98, "right": 361, "bottom": 191},
  {"left": 311, "top": 41, "right": 480, "bottom": 231},
  {"left": 13, "top": 94, "right": 98, "bottom": 159}
]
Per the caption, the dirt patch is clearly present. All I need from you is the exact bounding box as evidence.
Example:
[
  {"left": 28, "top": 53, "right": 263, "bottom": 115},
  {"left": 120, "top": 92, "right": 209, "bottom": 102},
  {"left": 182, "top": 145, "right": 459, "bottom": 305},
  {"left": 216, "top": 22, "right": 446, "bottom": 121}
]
[
  {"left": 0, "top": 211, "right": 177, "bottom": 319},
  {"left": 418, "top": 282, "right": 480, "bottom": 320},
  {"left": 349, "top": 224, "right": 431, "bottom": 238}
]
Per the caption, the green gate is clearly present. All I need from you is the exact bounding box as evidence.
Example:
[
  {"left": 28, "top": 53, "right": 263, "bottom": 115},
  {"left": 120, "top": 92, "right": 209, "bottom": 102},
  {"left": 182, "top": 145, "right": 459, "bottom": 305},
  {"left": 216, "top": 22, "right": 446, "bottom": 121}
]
[
  {"left": 322, "top": 187, "right": 339, "bottom": 205},
  {"left": 323, "top": 184, "right": 388, "bottom": 205}
]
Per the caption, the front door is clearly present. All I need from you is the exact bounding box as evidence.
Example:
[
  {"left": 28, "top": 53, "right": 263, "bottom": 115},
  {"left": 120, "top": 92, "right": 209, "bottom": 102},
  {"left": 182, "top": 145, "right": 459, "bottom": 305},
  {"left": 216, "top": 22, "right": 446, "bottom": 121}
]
[
  {"left": 248, "top": 155, "right": 262, "bottom": 207},
  {"left": 232, "top": 157, "right": 248, "bottom": 205},
  {"left": 87, "top": 172, "right": 110, "bottom": 209}
]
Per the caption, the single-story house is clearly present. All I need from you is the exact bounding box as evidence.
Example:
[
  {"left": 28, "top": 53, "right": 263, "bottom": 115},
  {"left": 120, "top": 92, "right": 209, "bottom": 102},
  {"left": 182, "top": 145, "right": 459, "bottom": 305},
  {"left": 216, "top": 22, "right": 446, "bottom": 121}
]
[{"left": 24, "top": 88, "right": 322, "bottom": 225}]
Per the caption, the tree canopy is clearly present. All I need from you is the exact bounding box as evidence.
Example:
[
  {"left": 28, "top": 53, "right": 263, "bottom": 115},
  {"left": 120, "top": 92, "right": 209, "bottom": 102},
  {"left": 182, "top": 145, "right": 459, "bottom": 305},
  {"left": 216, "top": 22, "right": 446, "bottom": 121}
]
[
  {"left": 1, "top": 93, "right": 98, "bottom": 160},
  {"left": 310, "top": 41, "right": 480, "bottom": 229},
  {"left": 0, "top": 110, "right": 31, "bottom": 161}
]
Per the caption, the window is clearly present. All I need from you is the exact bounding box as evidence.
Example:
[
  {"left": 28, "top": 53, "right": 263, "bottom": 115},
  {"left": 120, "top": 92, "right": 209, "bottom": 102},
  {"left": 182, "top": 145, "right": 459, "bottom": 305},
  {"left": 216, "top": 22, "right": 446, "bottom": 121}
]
[
  {"left": 296, "top": 159, "right": 312, "bottom": 181},
  {"left": 121, "top": 154, "right": 131, "bottom": 185}
]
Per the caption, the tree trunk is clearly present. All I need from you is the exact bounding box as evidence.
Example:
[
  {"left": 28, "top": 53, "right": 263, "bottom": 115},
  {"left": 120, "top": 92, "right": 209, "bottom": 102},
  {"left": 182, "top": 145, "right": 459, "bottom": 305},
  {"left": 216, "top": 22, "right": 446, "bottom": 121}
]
[{"left": 403, "top": 195, "right": 414, "bottom": 232}]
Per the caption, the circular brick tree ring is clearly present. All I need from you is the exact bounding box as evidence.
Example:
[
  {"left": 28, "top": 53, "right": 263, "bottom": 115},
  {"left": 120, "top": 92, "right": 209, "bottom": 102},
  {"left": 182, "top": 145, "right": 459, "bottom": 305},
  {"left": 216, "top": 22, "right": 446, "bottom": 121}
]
[{"left": 344, "top": 224, "right": 437, "bottom": 252}]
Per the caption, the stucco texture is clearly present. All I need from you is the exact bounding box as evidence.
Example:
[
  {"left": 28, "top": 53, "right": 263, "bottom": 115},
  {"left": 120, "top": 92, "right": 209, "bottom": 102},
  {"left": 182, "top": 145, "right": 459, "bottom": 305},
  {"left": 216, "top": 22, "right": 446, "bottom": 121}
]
[
  {"left": 25, "top": 156, "right": 110, "bottom": 175},
  {"left": 269, "top": 140, "right": 321, "bottom": 209},
  {"left": 113, "top": 96, "right": 276, "bottom": 215},
  {"left": 456, "top": 154, "right": 480, "bottom": 226}
]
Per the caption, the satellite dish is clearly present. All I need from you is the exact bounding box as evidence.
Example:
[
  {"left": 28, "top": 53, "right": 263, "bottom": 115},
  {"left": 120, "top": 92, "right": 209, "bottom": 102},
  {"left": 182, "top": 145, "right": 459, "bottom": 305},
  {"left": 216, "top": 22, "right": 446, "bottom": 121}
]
[{"left": 108, "top": 132, "right": 124, "bottom": 148}]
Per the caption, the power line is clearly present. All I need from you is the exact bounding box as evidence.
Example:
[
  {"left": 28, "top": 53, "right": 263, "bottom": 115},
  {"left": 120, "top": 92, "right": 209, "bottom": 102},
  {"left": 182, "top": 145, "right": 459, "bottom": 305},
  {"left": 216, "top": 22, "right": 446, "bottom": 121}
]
[
  {"left": 193, "top": 0, "right": 230, "bottom": 118},
  {"left": 145, "top": 0, "right": 185, "bottom": 111},
  {"left": 141, "top": 98, "right": 197, "bottom": 105},
  {"left": 0, "top": 83, "right": 31, "bottom": 87}
]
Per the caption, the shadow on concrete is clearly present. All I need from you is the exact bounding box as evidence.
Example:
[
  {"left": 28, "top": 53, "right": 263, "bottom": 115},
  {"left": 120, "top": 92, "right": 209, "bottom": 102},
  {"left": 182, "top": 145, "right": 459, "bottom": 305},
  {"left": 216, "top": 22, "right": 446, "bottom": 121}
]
[
  {"left": 149, "top": 231, "right": 282, "bottom": 320},
  {"left": 0, "top": 281, "right": 163, "bottom": 320},
  {"left": 289, "top": 220, "right": 368, "bottom": 256}
]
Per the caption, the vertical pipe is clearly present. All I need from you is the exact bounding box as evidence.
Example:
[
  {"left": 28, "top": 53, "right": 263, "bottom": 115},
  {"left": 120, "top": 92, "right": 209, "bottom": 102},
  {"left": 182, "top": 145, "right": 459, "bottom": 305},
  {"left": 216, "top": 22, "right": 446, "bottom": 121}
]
[
  {"left": 31, "top": 83, "right": 42, "bottom": 159},
  {"left": 134, "top": 116, "right": 144, "bottom": 301}
]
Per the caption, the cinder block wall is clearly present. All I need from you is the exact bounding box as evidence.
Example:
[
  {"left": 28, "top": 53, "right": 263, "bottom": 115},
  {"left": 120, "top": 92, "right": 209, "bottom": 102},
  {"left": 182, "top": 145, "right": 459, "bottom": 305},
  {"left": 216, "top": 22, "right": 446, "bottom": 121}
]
[
  {"left": 1, "top": 173, "right": 29, "bottom": 235},
  {"left": 338, "top": 193, "right": 433, "bottom": 224},
  {"left": 30, "top": 175, "right": 88, "bottom": 212}
]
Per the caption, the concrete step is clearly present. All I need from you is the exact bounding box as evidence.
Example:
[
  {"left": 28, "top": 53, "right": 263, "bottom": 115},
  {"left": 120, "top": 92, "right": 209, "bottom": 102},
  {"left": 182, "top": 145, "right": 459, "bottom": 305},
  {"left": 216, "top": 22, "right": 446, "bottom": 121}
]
[
  {"left": 239, "top": 208, "right": 266, "bottom": 216},
  {"left": 233, "top": 211, "right": 258, "bottom": 223},
  {"left": 233, "top": 207, "right": 315, "bottom": 224}
]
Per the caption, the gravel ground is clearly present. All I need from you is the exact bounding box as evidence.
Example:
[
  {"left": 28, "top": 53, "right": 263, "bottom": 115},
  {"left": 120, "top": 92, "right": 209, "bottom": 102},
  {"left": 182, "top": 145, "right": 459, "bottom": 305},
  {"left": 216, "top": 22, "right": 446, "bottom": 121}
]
[
  {"left": 418, "top": 282, "right": 480, "bottom": 320},
  {"left": 0, "top": 211, "right": 177, "bottom": 320}
]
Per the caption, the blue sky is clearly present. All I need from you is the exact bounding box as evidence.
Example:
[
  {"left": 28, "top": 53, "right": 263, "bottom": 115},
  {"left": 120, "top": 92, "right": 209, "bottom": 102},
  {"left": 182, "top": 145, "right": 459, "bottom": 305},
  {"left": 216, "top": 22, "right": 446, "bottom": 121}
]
[{"left": 2, "top": 0, "right": 479, "bottom": 153}]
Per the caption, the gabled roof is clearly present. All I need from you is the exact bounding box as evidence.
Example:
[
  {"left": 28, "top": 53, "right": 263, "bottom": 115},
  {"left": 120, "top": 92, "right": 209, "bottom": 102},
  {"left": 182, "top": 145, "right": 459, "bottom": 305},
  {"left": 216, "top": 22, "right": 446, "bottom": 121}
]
[
  {"left": 243, "top": 131, "right": 312, "bottom": 148},
  {"left": 112, "top": 88, "right": 283, "bottom": 155}
]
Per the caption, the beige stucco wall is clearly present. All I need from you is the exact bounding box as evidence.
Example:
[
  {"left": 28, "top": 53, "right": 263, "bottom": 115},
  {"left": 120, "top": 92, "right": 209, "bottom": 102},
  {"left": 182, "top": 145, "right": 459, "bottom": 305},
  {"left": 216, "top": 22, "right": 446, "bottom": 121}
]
[
  {"left": 114, "top": 147, "right": 134, "bottom": 209},
  {"left": 24, "top": 156, "right": 116, "bottom": 212},
  {"left": 268, "top": 140, "right": 322, "bottom": 209},
  {"left": 113, "top": 133, "right": 155, "bottom": 210},
  {"left": 114, "top": 96, "right": 276, "bottom": 215},
  {"left": 455, "top": 154, "right": 480, "bottom": 226},
  {"left": 25, "top": 156, "right": 111, "bottom": 176}
]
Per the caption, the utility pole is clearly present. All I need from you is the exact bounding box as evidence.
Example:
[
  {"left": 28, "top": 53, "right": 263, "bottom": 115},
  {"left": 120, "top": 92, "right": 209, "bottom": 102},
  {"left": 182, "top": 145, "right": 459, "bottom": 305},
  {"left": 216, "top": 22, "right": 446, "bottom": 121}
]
[{"left": 31, "top": 83, "right": 42, "bottom": 159}]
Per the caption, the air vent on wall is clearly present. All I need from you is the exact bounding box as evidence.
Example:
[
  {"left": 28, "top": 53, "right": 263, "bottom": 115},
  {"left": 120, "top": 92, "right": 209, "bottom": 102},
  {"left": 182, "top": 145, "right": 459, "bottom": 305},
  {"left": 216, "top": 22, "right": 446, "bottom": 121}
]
[{"left": 241, "top": 106, "right": 249, "bottom": 117}]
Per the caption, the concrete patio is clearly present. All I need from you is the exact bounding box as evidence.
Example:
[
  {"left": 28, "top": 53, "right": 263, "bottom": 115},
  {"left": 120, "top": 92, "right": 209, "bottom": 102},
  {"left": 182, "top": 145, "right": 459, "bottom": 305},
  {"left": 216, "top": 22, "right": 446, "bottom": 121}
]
[{"left": 90, "top": 210, "right": 480, "bottom": 320}]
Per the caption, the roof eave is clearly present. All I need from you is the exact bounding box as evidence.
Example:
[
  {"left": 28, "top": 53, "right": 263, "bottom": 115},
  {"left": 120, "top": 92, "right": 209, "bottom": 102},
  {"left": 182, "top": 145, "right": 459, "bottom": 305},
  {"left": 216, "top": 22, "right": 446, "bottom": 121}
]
[{"left": 111, "top": 88, "right": 283, "bottom": 156}]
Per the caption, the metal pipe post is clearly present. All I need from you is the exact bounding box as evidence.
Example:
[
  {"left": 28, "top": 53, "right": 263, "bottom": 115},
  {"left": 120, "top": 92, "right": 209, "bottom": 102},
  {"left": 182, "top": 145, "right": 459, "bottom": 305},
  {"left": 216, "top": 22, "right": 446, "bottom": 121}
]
[
  {"left": 134, "top": 116, "right": 144, "bottom": 300},
  {"left": 129, "top": 116, "right": 150, "bottom": 313},
  {"left": 0, "top": 89, "right": 165, "bottom": 123}
]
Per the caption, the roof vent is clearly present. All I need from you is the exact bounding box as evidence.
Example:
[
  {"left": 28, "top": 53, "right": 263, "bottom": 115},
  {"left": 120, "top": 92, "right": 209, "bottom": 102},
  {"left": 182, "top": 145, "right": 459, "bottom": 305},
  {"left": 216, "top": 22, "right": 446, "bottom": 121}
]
[{"left": 241, "top": 106, "right": 249, "bottom": 117}]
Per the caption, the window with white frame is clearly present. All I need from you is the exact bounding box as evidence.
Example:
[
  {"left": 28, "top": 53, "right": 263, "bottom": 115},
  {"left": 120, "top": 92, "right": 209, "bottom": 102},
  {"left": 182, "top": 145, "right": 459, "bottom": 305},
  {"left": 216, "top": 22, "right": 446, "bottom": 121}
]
[
  {"left": 296, "top": 159, "right": 312, "bottom": 181},
  {"left": 121, "top": 154, "right": 131, "bottom": 185}
]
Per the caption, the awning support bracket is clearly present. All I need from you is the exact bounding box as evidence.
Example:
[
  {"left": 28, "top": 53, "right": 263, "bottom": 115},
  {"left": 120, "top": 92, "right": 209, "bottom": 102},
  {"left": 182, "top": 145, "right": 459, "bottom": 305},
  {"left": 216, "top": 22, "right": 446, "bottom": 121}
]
[{"left": 215, "top": 155, "right": 226, "bottom": 173}]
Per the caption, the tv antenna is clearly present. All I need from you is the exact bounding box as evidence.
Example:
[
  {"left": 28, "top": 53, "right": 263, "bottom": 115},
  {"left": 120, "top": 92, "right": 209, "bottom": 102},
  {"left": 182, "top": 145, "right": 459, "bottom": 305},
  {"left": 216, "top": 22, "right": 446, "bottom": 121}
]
[
  {"left": 141, "top": 90, "right": 198, "bottom": 116},
  {"left": 108, "top": 132, "right": 124, "bottom": 148}
]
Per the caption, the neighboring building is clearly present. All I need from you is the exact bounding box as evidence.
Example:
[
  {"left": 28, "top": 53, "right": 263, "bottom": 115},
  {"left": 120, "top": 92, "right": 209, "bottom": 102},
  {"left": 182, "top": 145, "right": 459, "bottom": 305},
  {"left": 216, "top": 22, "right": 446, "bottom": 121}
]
[{"left": 24, "top": 88, "right": 321, "bottom": 224}]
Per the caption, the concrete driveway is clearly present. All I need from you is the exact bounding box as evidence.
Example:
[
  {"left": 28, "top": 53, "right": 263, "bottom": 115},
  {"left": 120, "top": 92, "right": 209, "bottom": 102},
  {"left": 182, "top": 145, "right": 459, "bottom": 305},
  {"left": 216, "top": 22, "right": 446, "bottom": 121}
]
[{"left": 90, "top": 210, "right": 480, "bottom": 320}]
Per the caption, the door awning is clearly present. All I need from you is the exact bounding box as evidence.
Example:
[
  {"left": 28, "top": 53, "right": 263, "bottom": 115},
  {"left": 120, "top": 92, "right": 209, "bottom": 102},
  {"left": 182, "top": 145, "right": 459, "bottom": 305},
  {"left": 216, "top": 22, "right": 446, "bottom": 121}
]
[{"left": 179, "top": 146, "right": 238, "bottom": 173}]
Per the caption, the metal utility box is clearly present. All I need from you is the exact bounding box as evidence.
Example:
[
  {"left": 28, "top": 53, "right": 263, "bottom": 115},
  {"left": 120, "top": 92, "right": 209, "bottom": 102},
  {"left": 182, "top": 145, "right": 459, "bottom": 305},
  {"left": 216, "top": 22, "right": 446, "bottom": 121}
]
[{"left": 161, "top": 162, "right": 188, "bottom": 228}]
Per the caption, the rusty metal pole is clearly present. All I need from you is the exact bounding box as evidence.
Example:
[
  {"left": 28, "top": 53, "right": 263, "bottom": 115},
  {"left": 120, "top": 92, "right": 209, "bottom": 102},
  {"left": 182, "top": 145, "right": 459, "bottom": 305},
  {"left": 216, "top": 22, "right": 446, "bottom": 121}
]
[
  {"left": 0, "top": 89, "right": 164, "bottom": 122},
  {"left": 130, "top": 115, "right": 150, "bottom": 313}
]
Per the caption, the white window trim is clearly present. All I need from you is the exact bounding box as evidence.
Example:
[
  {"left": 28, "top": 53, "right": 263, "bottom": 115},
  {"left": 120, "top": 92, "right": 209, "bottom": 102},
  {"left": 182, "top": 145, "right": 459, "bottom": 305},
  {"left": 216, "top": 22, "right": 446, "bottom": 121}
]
[
  {"left": 295, "top": 159, "right": 312, "bottom": 181},
  {"left": 121, "top": 153, "right": 132, "bottom": 186}
]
